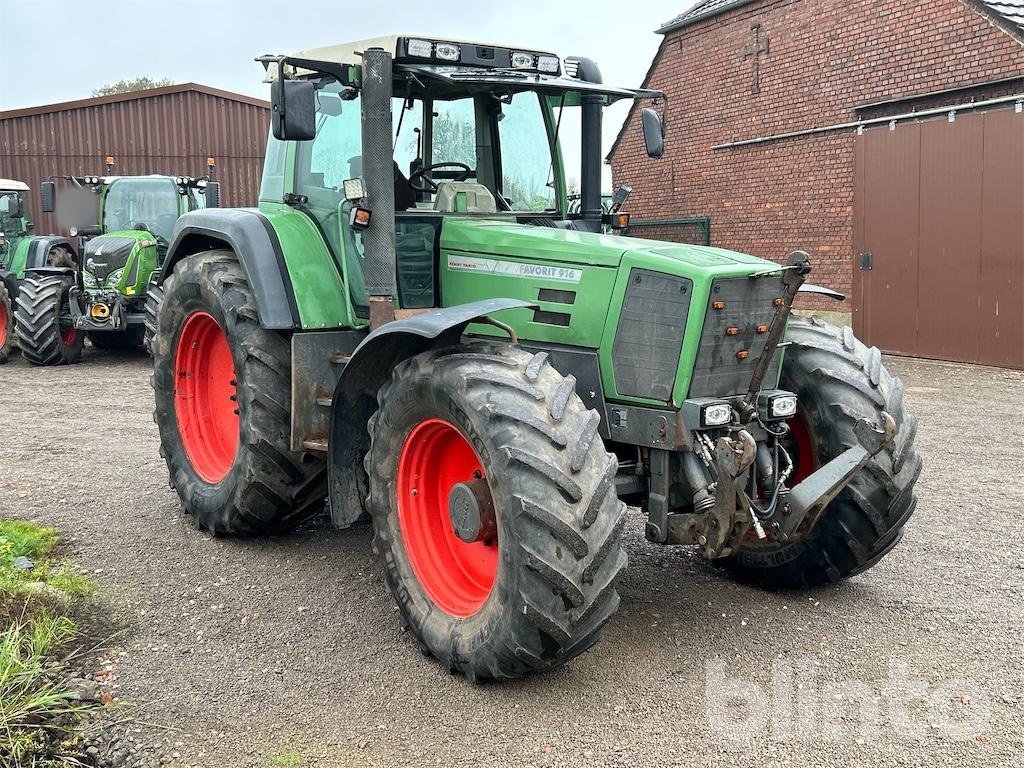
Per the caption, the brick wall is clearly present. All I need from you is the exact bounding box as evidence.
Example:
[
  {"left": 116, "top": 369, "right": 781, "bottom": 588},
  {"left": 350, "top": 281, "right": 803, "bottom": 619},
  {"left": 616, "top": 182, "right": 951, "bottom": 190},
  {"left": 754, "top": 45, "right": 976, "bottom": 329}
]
[{"left": 610, "top": 0, "right": 1024, "bottom": 307}]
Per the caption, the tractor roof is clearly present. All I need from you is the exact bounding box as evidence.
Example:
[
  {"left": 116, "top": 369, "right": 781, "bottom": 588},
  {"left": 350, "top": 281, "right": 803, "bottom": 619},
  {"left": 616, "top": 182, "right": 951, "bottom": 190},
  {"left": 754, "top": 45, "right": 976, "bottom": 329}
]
[
  {"left": 265, "top": 34, "right": 561, "bottom": 82},
  {"left": 0, "top": 179, "right": 30, "bottom": 192}
]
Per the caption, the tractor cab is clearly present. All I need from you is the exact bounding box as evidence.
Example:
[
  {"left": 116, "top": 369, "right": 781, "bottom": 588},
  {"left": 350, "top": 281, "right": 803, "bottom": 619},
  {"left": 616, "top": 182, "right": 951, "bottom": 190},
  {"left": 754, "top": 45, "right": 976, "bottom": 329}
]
[
  {"left": 0, "top": 180, "right": 32, "bottom": 270},
  {"left": 258, "top": 36, "right": 665, "bottom": 316}
]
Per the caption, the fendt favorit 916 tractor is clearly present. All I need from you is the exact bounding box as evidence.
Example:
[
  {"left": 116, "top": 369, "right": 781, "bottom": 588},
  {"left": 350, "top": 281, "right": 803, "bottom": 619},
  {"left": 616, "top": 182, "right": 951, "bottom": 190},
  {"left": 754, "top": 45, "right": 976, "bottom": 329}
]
[
  {"left": 0, "top": 179, "right": 77, "bottom": 364},
  {"left": 14, "top": 166, "right": 219, "bottom": 365},
  {"left": 151, "top": 36, "right": 922, "bottom": 680}
]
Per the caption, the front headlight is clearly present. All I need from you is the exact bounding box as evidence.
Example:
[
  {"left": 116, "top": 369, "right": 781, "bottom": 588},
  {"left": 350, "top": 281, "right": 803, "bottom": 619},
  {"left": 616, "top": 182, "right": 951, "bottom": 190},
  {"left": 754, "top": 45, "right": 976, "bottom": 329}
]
[
  {"left": 106, "top": 267, "right": 124, "bottom": 286},
  {"left": 82, "top": 271, "right": 98, "bottom": 288},
  {"left": 683, "top": 398, "right": 734, "bottom": 430},
  {"left": 757, "top": 390, "right": 798, "bottom": 421}
]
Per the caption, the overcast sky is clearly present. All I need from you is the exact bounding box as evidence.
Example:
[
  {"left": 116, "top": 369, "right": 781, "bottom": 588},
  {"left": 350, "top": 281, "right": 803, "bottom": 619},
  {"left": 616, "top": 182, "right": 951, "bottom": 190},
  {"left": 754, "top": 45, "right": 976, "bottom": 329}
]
[{"left": 0, "top": 0, "right": 697, "bottom": 183}]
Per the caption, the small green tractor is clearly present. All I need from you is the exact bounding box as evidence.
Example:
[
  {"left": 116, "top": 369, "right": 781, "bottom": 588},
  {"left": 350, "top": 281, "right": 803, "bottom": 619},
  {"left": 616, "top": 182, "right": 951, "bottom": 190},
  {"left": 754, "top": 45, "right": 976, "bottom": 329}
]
[
  {"left": 0, "top": 179, "right": 77, "bottom": 364},
  {"left": 14, "top": 169, "right": 219, "bottom": 365},
  {"left": 150, "top": 37, "right": 921, "bottom": 681}
]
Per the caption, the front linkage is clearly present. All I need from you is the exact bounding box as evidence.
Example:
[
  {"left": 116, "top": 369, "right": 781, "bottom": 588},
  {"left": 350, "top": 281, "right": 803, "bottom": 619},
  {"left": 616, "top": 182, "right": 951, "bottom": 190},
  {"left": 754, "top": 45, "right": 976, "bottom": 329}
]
[{"left": 667, "top": 251, "right": 897, "bottom": 560}]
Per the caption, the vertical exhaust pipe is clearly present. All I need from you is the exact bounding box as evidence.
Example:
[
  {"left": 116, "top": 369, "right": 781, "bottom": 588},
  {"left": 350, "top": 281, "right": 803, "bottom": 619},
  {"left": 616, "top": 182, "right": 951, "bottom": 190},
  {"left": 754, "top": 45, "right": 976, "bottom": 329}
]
[
  {"left": 580, "top": 93, "right": 603, "bottom": 229},
  {"left": 360, "top": 47, "right": 397, "bottom": 328},
  {"left": 571, "top": 57, "right": 605, "bottom": 231}
]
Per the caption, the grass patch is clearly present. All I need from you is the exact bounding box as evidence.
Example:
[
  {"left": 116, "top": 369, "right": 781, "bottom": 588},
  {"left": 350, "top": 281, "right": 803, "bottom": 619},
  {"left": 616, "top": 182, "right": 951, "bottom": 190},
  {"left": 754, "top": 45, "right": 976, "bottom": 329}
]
[
  {"left": 266, "top": 751, "right": 304, "bottom": 767},
  {"left": 0, "top": 519, "right": 101, "bottom": 765}
]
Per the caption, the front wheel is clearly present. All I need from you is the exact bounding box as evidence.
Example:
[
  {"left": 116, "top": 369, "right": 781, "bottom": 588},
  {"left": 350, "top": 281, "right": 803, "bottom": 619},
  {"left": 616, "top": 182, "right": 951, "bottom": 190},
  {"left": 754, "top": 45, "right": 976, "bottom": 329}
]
[
  {"left": 152, "top": 249, "right": 326, "bottom": 535},
  {"left": 0, "top": 281, "right": 13, "bottom": 364},
  {"left": 14, "top": 276, "right": 84, "bottom": 366},
  {"left": 725, "top": 316, "right": 922, "bottom": 588},
  {"left": 367, "top": 343, "right": 627, "bottom": 680}
]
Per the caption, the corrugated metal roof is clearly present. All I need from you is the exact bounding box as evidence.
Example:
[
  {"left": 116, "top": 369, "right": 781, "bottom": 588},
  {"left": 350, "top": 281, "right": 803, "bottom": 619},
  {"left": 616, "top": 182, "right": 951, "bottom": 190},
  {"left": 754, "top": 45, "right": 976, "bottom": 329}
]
[
  {"left": 0, "top": 83, "right": 269, "bottom": 120},
  {"left": 977, "top": 1, "right": 1024, "bottom": 35},
  {"left": 658, "top": 0, "right": 759, "bottom": 33}
]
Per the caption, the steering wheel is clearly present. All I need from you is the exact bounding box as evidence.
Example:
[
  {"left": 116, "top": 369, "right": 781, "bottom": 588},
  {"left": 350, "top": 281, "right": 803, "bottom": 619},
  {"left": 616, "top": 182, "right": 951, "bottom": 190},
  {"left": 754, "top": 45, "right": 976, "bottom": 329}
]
[{"left": 408, "top": 162, "right": 472, "bottom": 194}]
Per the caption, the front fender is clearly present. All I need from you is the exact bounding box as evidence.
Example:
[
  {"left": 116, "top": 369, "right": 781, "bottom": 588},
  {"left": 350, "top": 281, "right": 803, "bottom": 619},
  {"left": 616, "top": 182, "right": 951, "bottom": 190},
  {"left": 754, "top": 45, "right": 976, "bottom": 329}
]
[
  {"left": 161, "top": 209, "right": 299, "bottom": 330},
  {"left": 327, "top": 298, "right": 534, "bottom": 528},
  {"left": 25, "top": 236, "right": 77, "bottom": 271}
]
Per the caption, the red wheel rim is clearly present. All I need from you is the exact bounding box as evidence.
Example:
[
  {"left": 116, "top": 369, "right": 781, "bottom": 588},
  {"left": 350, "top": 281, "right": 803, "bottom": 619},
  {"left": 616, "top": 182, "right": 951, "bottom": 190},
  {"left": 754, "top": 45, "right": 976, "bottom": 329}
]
[
  {"left": 0, "top": 300, "right": 8, "bottom": 349},
  {"left": 787, "top": 412, "right": 818, "bottom": 485},
  {"left": 173, "top": 311, "right": 239, "bottom": 483},
  {"left": 397, "top": 418, "right": 498, "bottom": 618}
]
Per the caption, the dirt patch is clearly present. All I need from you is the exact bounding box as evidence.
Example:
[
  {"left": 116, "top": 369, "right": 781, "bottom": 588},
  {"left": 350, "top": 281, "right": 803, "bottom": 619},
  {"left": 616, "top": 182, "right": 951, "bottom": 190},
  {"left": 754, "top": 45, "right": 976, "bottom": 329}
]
[{"left": 1, "top": 345, "right": 1022, "bottom": 767}]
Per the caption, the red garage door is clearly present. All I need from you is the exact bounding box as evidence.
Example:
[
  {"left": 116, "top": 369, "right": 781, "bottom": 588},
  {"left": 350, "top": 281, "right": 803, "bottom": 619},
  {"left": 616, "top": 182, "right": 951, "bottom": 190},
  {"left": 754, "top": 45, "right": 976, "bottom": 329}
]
[{"left": 853, "top": 106, "right": 1024, "bottom": 369}]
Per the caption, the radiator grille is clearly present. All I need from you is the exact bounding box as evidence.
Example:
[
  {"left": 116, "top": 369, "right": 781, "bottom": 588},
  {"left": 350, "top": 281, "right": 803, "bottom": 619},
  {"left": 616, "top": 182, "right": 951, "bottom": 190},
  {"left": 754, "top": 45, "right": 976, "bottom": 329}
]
[
  {"left": 612, "top": 269, "right": 692, "bottom": 401},
  {"left": 689, "top": 276, "right": 784, "bottom": 397}
]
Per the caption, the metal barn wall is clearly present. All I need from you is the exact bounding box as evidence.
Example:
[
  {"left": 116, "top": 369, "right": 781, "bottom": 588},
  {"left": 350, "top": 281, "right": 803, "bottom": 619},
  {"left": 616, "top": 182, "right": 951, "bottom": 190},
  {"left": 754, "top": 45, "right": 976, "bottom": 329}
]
[
  {"left": 853, "top": 105, "right": 1024, "bottom": 369},
  {"left": 0, "top": 85, "right": 270, "bottom": 236}
]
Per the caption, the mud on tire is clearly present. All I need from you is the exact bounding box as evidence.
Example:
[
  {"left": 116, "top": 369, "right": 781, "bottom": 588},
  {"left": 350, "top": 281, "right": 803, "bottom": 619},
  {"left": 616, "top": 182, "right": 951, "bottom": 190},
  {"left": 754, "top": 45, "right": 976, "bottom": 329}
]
[
  {"left": 366, "top": 343, "right": 628, "bottom": 680},
  {"left": 725, "top": 316, "right": 922, "bottom": 589},
  {"left": 14, "top": 275, "right": 84, "bottom": 366},
  {"left": 152, "top": 249, "right": 326, "bottom": 535}
]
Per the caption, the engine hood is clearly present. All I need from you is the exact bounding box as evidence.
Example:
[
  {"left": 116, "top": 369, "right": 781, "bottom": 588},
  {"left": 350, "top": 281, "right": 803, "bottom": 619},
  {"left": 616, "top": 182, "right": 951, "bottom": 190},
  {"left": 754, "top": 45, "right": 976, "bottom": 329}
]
[{"left": 439, "top": 217, "right": 775, "bottom": 274}]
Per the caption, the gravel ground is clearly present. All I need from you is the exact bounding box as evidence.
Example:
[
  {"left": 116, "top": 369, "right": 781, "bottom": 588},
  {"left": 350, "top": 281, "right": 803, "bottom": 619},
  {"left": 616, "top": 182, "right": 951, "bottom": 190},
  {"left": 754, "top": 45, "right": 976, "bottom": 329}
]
[{"left": 1, "top": 346, "right": 1022, "bottom": 767}]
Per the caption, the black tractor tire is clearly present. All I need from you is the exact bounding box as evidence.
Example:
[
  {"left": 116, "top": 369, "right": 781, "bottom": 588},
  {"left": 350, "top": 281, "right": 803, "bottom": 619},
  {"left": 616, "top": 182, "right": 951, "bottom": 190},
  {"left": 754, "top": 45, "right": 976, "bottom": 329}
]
[
  {"left": 142, "top": 281, "right": 164, "bottom": 355},
  {"left": 366, "top": 343, "right": 628, "bottom": 681},
  {"left": 14, "top": 276, "right": 85, "bottom": 366},
  {"left": 88, "top": 327, "right": 145, "bottom": 351},
  {"left": 726, "top": 316, "right": 921, "bottom": 589},
  {"left": 151, "top": 249, "right": 327, "bottom": 535},
  {"left": 0, "top": 281, "right": 13, "bottom": 364}
]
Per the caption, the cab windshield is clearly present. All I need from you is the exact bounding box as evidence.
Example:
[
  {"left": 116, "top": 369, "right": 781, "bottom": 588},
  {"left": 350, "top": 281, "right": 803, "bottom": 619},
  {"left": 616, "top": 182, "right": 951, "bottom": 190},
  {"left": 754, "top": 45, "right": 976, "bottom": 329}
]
[
  {"left": 293, "top": 79, "right": 559, "bottom": 215},
  {"left": 0, "top": 191, "right": 25, "bottom": 232},
  {"left": 102, "top": 178, "right": 189, "bottom": 244}
]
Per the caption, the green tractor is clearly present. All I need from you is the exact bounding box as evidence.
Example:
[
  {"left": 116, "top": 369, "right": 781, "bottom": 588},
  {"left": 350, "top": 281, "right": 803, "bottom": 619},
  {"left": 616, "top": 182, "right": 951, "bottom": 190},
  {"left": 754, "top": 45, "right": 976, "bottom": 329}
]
[
  {"left": 150, "top": 37, "right": 921, "bottom": 681},
  {"left": 0, "top": 179, "right": 77, "bottom": 364},
  {"left": 14, "top": 169, "right": 219, "bottom": 365}
]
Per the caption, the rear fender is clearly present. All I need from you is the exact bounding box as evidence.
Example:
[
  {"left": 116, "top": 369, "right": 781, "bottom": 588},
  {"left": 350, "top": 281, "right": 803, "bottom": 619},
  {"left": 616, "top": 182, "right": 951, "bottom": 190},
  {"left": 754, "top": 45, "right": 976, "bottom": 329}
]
[
  {"left": 327, "top": 299, "right": 533, "bottom": 528},
  {"left": 160, "top": 209, "right": 299, "bottom": 330}
]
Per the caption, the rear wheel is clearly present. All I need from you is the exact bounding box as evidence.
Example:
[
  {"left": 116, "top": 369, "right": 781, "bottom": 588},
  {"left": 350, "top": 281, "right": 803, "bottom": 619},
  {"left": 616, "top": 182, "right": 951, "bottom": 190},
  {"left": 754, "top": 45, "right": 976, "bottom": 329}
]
[
  {"left": 14, "top": 276, "right": 84, "bottom": 366},
  {"left": 367, "top": 344, "right": 627, "bottom": 680},
  {"left": 0, "top": 282, "right": 12, "bottom": 364},
  {"left": 88, "top": 327, "right": 145, "bottom": 351},
  {"left": 726, "top": 316, "right": 921, "bottom": 588},
  {"left": 152, "top": 249, "right": 326, "bottom": 535}
]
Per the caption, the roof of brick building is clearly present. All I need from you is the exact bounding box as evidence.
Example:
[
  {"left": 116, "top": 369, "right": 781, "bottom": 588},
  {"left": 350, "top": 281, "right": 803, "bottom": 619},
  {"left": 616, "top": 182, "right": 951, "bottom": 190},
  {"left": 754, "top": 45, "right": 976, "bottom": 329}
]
[{"left": 658, "top": 0, "right": 1024, "bottom": 38}]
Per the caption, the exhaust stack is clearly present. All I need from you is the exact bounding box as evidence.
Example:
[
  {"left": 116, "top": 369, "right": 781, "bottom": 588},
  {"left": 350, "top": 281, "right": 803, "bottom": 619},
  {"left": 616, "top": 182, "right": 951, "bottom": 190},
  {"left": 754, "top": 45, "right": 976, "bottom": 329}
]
[{"left": 360, "top": 47, "right": 397, "bottom": 327}]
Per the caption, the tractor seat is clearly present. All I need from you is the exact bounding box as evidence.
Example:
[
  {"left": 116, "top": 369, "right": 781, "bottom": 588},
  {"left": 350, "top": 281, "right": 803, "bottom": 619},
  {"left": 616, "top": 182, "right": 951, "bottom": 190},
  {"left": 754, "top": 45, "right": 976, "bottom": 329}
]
[{"left": 433, "top": 182, "right": 497, "bottom": 214}]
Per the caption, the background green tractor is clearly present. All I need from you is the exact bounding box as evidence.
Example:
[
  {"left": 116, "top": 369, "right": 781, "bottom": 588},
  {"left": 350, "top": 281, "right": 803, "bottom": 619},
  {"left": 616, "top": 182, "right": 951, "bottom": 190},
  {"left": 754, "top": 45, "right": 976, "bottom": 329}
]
[
  {"left": 14, "top": 168, "right": 219, "bottom": 365},
  {"left": 151, "top": 37, "right": 921, "bottom": 681},
  {"left": 0, "top": 179, "right": 77, "bottom": 364}
]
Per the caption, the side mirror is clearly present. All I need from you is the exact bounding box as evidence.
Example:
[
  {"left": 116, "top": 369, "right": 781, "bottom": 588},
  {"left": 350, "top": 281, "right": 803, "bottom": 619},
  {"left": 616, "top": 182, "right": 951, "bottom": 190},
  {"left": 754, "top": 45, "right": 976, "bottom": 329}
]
[
  {"left": 271, "top": 78, "right": 316, "bottom": 141},
  {"left": 41, "top": 181, "right": 56, "bottom": 213},
  {"left": 641, "top": 108, "right": 665, "bottom": 159},
  {"left": 205, "top": 181, "right": 221, "bottom": 208}
]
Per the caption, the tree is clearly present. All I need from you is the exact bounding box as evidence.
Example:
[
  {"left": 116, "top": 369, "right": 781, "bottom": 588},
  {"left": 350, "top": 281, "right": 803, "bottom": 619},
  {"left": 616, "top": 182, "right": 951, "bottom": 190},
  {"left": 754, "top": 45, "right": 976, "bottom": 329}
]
[{"left": 91, "top": 77, "right": 174, "bottom": 97}]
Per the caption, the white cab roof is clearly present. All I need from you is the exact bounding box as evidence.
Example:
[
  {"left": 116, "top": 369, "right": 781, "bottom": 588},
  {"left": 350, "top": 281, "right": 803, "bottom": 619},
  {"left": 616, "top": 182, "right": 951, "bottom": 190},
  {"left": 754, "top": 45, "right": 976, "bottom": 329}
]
[{"left": 0, "top": 179, "right": 30, "bottom": 192}]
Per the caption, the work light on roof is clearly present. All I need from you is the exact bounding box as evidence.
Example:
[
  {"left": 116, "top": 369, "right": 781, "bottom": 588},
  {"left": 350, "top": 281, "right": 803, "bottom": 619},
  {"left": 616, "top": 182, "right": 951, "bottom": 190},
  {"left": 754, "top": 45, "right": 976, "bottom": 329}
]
[
  {"left": 406, "top": 38, "right": 434, "bottom": 58},
  {"left": 434, "top": 42, "right": 460, "bottom": 61},
  {"left": 510, "top": 51, "right": 535, "bottom": 69},
  {"left": 537, "top": 55, "right": 560, "bottom": 74}
]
